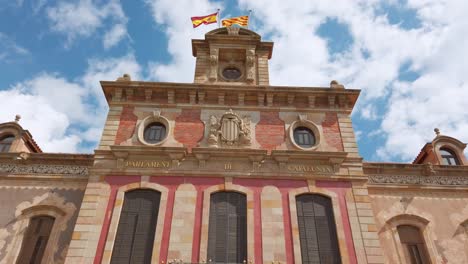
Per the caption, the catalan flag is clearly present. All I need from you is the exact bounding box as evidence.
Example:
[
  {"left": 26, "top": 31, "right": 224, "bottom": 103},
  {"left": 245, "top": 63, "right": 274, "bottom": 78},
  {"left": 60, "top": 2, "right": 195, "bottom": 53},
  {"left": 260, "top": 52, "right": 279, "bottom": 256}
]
[
  {"left": 222, "top": 15, "right": 249, "bottom": 27},
  {"left": 191, "top": 12, "right": 218, "bottom": 28}
]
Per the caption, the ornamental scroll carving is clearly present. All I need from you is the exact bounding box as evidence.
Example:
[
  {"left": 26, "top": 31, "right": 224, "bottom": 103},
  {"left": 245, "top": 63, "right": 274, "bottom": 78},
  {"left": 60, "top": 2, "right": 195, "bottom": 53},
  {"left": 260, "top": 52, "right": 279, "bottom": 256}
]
[
  {"left": 246, "top": 49, "right": 255, "bottom": 82},
  {"left": 0, "top": 164, "right": 89, "bottom": 176},
  {"left": 209, "top": 48, "right": 219, "bottom": 81},
  {"left": 368, "top": 174, "right": 468, "bottom": 186},
  {"left": 207, "top": 109, "right": 251, "bottom": 147}
]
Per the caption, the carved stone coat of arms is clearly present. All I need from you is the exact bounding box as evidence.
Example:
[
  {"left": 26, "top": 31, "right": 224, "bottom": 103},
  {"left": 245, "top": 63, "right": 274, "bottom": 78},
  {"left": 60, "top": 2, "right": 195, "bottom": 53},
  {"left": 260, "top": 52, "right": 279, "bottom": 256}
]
[{"left": 207, "top": 109, "right": 251, "bottom": 147}]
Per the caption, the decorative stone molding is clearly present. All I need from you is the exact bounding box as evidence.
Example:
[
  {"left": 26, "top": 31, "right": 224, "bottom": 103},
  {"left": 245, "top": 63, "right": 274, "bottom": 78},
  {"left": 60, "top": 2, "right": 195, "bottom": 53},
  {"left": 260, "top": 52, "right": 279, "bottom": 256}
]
[
  {"left": 209, "top": 48, "right": 218, "bottom": 81},
  {"left": 245, "top": 48, "right": 255, "bottom": 83},
  {"left": 226, "top": 26, "right": 240, "bottom": 35},
  {"left": 380, "top": 214, "right": 440, "bottom": 264},
  {"left": 0, "top": 163, "right": 89, "bottom": 176},
  {"left": 137, "top": 109, "right": 170, "bottom": 146},
  {"left": 1, "top": 192, "right": 77, "bottom": 264},
  {"left": 207, "top": 109, "right": 251, "bottom": 148},
  {"left": 368, "top": 174, "right": 468, "bottom": 186},
  {"left": 288, "top": 185, "right": 351, "bottom": 264},
  {"left": 101, "top": 81, "right": 360, "bottom": 112},
  {"left": 102, "top": 181, "right": 169, "bottom": 264},
  {"left": 288, "top": 114, "right": 321, "bottom": 151}
]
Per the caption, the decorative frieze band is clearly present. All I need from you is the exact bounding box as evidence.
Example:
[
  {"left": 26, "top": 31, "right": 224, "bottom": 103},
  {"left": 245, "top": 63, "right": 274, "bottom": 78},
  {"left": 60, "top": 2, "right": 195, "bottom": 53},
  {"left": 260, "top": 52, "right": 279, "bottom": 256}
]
[
  {"left": 0, "top": 163, "right": 89, "bottom": 176},
  {"left": 368, "top": 174, "right": 468, "bottom": 186}
]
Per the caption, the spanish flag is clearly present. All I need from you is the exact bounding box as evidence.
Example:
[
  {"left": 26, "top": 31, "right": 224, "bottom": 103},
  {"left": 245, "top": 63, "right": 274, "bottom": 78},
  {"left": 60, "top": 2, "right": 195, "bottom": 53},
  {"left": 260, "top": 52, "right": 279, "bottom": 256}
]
[
  {"left": 222, "top": 15, "right": 249, "bottom": 27},
  {"left": 191, "top": 12, "right": 218, "bottom": 28}
]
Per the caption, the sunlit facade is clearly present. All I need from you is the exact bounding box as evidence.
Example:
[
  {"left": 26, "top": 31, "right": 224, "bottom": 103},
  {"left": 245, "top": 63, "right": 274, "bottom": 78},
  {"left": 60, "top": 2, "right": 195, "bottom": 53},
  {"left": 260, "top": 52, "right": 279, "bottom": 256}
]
[{"left": 1, "top": 28, "right": 468, "bottom": 264}]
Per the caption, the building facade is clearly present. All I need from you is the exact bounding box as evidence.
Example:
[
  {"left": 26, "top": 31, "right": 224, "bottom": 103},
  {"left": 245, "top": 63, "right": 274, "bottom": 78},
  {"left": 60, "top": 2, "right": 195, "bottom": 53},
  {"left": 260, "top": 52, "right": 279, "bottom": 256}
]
[{"left": 1, "top": 28, "right": 468, "bottom": 264}]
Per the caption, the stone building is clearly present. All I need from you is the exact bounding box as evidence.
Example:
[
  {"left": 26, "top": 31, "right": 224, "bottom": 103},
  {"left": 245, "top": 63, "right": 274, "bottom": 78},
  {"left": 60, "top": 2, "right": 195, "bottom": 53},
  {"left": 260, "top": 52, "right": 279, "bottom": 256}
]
[{"left": 1, "top": 27, "right": 467, "bottom": 264}]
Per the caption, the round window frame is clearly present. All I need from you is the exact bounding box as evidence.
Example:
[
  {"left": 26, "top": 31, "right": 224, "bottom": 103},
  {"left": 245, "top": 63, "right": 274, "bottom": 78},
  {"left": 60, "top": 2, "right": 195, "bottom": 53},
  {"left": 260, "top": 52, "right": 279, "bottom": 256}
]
[
  {"left": 137, "top": 115, "right": 170, "bottom": 146},
  {"left": 220, "top": 65, "right": 243, "bottom": 82},
  {"left": 289, "top": 120, "right": 321, "bottom": 151}
]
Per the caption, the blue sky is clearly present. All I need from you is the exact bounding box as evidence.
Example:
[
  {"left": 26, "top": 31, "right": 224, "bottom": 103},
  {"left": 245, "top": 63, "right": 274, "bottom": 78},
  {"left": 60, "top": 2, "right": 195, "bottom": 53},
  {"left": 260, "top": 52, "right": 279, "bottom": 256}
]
[{"left": 1, "top": 0, "right": 467, "bottom": 162}]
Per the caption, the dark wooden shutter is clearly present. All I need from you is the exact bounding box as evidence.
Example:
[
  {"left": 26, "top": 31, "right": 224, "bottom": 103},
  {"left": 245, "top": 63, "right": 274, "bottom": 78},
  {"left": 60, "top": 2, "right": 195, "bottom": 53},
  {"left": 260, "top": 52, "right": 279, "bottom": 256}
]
[
  {"left": 397, "top": 225, "right": 431, "bottom": 264},
  {"left": 207, "top": 192, "right": 247, "bottom": 263},
  {"left": 110, "top": 189, "right": 161, "bottom": 264},
  {"left": 17, "top": 215, "right": 55, "bottom": 264},
  {"left": 296, "top": 194, "right": 341, "bottom": 264}
]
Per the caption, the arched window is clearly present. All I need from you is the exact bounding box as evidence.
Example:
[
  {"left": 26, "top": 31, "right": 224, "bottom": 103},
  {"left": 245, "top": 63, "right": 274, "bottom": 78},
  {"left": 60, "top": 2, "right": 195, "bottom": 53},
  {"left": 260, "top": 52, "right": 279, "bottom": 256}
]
[
  {"left": 111, "top": 189, "right": 161, "bottom": 264},
  {"left": 207, "top": 191, "right": 247, "bottom": 263},
  {"left": 296, "top": 194, "right": 341, "bottom": 264},
  {"left": 17, "top": 215, "right": 55, "bottom": 264},
  {"left": 397, "top": 225, "right": 431, "bottom": 264},
  {"left": 440, "top": 148, "right": 460, "bottom": 165},
  {"left": 143, "top": 122, "right": 166, "bottom": 144},
  {"left": 0, "top": 135, "right": 15, "bottom": 152},
  {"left": 293, "top": 127, "right": 316, "bottom": 148}
]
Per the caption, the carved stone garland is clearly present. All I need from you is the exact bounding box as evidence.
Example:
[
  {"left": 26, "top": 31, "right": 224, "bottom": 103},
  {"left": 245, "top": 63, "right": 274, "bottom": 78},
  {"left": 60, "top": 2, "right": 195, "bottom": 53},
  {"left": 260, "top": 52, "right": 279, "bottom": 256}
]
[
  {"left": 208, "top": 109, "right": 251, "bottom": 148},
  {"left": 0, "top": 163, "right": 89, "bottom": 176}
]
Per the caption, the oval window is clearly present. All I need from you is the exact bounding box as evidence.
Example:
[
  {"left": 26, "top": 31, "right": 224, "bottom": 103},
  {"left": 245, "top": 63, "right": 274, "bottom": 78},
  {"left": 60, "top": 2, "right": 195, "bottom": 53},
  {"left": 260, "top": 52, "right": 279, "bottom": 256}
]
[
  {"left": 222, "top": 67, "right": 242, "bottom": 80},
  {"left": 143, "top": 122, "right": 166, "bottom": 144},
  {"left": 293, "top": 127, "right": 315, "bottom": 148}
]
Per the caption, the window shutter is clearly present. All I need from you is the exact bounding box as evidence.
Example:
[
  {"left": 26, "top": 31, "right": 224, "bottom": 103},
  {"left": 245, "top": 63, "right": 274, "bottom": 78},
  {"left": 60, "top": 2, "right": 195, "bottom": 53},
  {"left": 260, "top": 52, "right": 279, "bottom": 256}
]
[
  {"left": 111, "top": 190, "right": 161, "bottom": 264},
  {"left": 207, "top": 192, "right": 247, "bottom": 263},
  {"left": 17, "top": 215, "right": 55, "bottom": 264},
  {"left": 296, "top": 194, "right": 341, "bottom": 264},
  {"left": 397, "top": 225, "right": 431, "bottom": 264}
]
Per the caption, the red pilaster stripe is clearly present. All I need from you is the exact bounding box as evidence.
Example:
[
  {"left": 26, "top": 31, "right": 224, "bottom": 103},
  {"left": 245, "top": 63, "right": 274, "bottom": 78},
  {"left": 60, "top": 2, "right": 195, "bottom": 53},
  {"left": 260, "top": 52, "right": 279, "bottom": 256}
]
[
  {"left": 94, "top": 176, "right": 141, "bottom": 264},
  {"left": 253, "top": 188, "right": 263, "bottom": 264},
  {"left": 159, "top": 187, "right": 176, "bottom": 263},
  {"left": 281, "top": 190, "right": 295, "bottom": 263},
  {"left": 94, "top": 186, "right": 118, "bottom": 264},
  {"left": 191, "top": 187, "right": 204, "bottom": 262}
]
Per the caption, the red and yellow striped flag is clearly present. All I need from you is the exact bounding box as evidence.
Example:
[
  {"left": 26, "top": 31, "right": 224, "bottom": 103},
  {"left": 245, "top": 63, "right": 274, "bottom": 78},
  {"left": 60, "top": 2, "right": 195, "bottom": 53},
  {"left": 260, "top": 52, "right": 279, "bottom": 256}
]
[
  {"left": 222, "top": 15, "right": 249, "bottom": 27},
  {"left": 191, "top": 12, "right": 218, "bottom": 28}
]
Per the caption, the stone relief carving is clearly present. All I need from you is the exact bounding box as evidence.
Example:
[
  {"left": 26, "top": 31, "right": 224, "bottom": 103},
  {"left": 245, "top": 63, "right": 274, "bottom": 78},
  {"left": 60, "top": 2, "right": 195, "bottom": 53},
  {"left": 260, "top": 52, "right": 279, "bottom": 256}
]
[
  {"left": 369, "top": 174, "right": 468, "bottom": 186},
  {"left": 209, "top": 49, "right": 218, "bottom": 81},
  {"left": 245, "top": 49, "right": 255, "bottom": 82},
  {"left": 226, "top": 26, "right": 240, "bottom": 35},
  {"left": 207, "top": 109, "right": 251, "bottom": 147},
  {"left": 0, "top": 164, "right": 89, "bottom": 176}
]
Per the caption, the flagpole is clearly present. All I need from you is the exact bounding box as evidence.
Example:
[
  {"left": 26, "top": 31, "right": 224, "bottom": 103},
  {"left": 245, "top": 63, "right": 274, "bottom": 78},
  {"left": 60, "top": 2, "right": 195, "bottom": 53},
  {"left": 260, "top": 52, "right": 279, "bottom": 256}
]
[
  {"left": 247, "top": 9, "right": 252, "bottom": 29},
  {"left": 217, "top": 9, "right": 221, "bottom": 28}
]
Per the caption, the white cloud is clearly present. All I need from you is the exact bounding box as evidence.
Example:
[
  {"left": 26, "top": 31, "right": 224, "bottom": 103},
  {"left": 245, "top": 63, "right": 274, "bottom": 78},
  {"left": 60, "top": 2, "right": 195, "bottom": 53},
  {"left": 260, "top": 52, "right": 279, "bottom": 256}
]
[
  {"left": 144, "top": 0, "right": 222, "bottom": 82},
  {"left": 0, "top": 32, "right": 29, "bottom": 62},
  {"left": 235, "top": 0, "right": 468, "bottom": 161},
  {"left": 141, "top": 0, "right": 468, "bottom": 161},
  {"left": 0, "top": 54, "right": 142, "bottom": 153},
  {"left": 47, "top": 0, "right": 128, "bottom": 48},
  {"left": 103, "top": 23, "right": 128, "bottom": 49}
]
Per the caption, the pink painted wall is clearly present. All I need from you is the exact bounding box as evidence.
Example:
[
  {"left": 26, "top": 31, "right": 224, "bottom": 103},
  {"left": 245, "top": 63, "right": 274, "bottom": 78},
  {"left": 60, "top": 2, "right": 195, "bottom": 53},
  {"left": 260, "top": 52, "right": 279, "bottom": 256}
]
[{"left": 94, "top": 176, "right": 357, "bottom": 264}]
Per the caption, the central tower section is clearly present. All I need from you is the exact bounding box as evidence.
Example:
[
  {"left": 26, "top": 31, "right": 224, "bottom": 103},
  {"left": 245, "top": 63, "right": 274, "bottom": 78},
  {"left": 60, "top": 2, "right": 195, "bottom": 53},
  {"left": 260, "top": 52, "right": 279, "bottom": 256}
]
[{"left": 192, "top": 27, "right": 273, "bottom": 85}]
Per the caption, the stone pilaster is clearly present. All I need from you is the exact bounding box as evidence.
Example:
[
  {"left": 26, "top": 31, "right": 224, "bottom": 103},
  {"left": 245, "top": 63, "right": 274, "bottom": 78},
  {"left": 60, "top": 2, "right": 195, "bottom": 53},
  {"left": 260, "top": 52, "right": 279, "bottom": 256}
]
[{"left": 351, "top": 182, "right": 384, "bottom": 264}]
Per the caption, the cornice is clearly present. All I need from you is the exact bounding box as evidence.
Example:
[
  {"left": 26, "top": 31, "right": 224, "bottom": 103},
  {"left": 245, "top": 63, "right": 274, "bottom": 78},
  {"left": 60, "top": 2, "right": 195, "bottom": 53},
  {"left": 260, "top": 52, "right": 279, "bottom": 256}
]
[
  {"left": 363, "top": 162, "right": 468, "bottom": 176},
  {"left": 365, "top": 162, "right": 468, "bottom": 187},
  {"left": 100, "top": 81, "right": 359, "bottom": 112},
  {"left": 368, "top": 174, "right": 468, "bottom": 187},
  {"left": 0, "top": 152, "right": 94, "bottom": 166},
  {"left": 0, "top": 152, "right": 93, "bottom": 179},
  {"left": 96, "top": 146, "right": 363, "bottom": 180}
]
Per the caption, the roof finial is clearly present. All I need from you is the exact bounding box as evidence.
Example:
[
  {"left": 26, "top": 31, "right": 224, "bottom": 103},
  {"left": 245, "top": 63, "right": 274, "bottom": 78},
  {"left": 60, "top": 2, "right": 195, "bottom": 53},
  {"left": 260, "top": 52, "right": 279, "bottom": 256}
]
[
  {"left": 434, "top": 128, "right": 440, "bottom": 136},
  {"left": 116, "top": 73, "right": 131, "bottom": 82},
  {"left": 14, "top": 114, "right": 21, "bottom": 123},
  {"left": 330, "top": 80, "right": 344, "bottom": 89}
]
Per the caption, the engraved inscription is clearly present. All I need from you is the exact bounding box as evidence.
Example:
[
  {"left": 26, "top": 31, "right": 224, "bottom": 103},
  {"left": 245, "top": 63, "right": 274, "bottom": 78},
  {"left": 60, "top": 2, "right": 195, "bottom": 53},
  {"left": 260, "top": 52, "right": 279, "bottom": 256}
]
[
  {"left": 124, "top": 160, "right": 171, "bottom": 168},
  {"left": 287, "top": 164, "right": 334, "bottom": 173}
]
